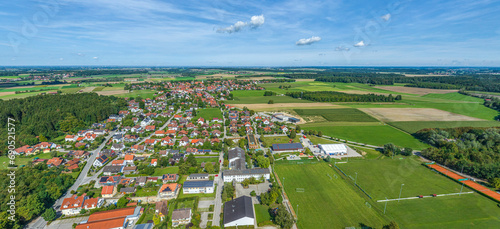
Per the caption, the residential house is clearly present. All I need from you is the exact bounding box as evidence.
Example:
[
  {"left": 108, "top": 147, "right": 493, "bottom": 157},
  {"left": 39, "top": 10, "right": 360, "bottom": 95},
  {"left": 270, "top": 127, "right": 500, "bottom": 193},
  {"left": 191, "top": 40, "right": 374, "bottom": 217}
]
[
  {"left": 171, "top": 208, "right": 191, "bottom": 227},
  {"left": 101, "top": 185, "right": 116, "bottom": 198},
  {"left": 93, "top": 155, "right": 109, "bottom": 167},
  {"left": 158, "top": 183, "right": 180, "bottom": 198},
  {"left": 182, "top": 180, "right": 214, "bottom": 194},
  {"left": 162, "top": 174, "right": 178, "bottom": 183}
]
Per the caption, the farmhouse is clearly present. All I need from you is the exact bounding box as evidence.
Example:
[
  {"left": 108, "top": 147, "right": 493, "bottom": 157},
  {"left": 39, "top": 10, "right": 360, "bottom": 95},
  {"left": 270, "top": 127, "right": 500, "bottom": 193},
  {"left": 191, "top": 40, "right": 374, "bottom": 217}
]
[
  {"left": 318, "top": 144, "right": 347, "bottom": 156},
  {"left": 271, "top": 143, "right": 304, "bottom": 153},
  {"left": 223, "top": 196, "right": 255, "bottom": 227},
  {"left": 182, "top": 180, "right": 214, "bottom": 194},
  {"left": 223, "top": 168, "right": 270, "bottom": 182}
]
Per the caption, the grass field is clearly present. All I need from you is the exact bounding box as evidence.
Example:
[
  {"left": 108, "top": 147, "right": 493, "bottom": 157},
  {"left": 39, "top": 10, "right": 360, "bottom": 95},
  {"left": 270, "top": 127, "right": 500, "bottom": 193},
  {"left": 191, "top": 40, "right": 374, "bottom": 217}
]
[
  {"left": 261, "top": 136, "right": 299, "bottom": 146},
  {"left": 152, "top": 166, "right": 179, "bottom": 176},
  {"left": 388, "top": 121, "right": 500, "bottom": 133},
  {"left": 135, "top": 186, "right": 160, "bottom": 197},
  {"left": 194, "top": 108, "right": 223, "bottom": 120},
  {"left": 302, "top": 124, "right": 430, "bottom": 149},
  {"left": 295, "top": 108, "right": 379, "bottom": 122},
  {"left": 275, "top": 162, "right": 388, "bottom": 228},
  {"left": 336, "top": 157, "right": 500, "bottom": 228},
  {"left": 228, "top": 95, "right": 311, "bottom": 104},
  {"left": 254, "top": 204, "right": 273, "bottom": 226}
]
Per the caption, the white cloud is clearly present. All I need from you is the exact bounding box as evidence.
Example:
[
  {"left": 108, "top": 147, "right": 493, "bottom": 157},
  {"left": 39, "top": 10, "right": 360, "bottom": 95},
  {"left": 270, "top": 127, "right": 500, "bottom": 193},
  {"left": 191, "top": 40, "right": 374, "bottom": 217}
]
[
  {"left": 93, "top": 57, "right": 99, "bottom": 60},
  {"left": 249, "top": 15, "right": 265, "bottom": 28},
  {"left": 296, "top": 36, "right": 321, "bottom": 45},
  {"left": 354, "top": 41, "right": 366, "bottom": 47},
  {"left": 381, "top": 13, "right": 391, "bottom": 22},
  {"left": 217, "top": 15, "right": 265, "bottom": 33},
  {"left": 335, "top": 46, "right": 350, "bottom": 51}
]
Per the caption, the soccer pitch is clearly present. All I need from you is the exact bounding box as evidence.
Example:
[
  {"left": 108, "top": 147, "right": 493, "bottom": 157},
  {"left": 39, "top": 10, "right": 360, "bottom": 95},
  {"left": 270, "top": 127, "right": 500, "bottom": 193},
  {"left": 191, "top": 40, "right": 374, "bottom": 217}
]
[
  {"left": 275, "top": 162, "right": 388, "bottom": 229},
  {"left": 336, "top": 157, "right": 500, "bottom": 228}
]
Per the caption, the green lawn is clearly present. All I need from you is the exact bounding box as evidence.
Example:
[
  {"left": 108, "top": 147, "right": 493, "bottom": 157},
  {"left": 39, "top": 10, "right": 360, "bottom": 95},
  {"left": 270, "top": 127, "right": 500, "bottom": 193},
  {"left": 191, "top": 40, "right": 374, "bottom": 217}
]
[
  {"left": 152, "top": 166, "right": 179, "bottom": 176},
  {"left": 275, "top": 162, "right": 388, "bottom": 229},
  {"left": 302, "top": 124, "right": 430, "bottom": 149},
  {"left": 336, "top": 157, "right": 500, "bottom": 228},
  {"left": 175, "top": 198, "right": 197, "bottom": 209},
  {"left": 194, "top": 108, "right": 223, "bottom": 120},
  {"left": 135, "top": 186, "right": 160, "bottom": 197},
  {"left": 0, "top": 152, "right": 66, "bottom": 169},
  {"left": 254, "top": 204, "right": 274, "bottom": 226},
  {"left": 295, "top": 108, "right": 379, "bottom": 122},
  {"left": 388, "top": 121, "right": 500, "bottom": 134},
  {"left": 261, "top": 136, "right": 299, "bottom": 146}
]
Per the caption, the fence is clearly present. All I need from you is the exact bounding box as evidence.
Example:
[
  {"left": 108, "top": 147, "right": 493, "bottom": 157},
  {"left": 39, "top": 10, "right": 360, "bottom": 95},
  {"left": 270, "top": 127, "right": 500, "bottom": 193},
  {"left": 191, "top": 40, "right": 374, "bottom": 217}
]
[{"left": 334, "top": 164, "right": 373, "bottom": 200}]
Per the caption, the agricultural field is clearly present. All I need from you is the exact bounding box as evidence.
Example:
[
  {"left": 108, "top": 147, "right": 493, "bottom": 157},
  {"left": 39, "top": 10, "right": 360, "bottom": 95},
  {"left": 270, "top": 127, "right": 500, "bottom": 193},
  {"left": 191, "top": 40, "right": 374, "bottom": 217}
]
[
  {"left": 295, "top": 108, "right": 379, "bottom": 122},
  {"left": 336, "top": 157, "right": 500, "bottom": 228},
  {"left": 275, "top": 162, "right": 388, "bottom": 229},
  {"left": 301, "top": 123, "right": 430, "bottom": 149},
  {"left": 388, "top": 121, "right": 500, "bottom": 134},
  {"left": 113, "top": 89, "right": 157, "bottom": 99},
  {"left": 360, "top": 108, "right": 483, "bottom": 122},
  {"left": 194, "top": 108, "right": 223, "bottom": 120}
]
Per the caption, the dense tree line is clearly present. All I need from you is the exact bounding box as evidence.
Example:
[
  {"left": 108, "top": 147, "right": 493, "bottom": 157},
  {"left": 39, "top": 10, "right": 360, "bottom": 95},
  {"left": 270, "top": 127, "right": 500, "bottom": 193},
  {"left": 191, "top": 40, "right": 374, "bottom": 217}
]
[
  {"left": 405, "top": 82, "right": 461, "bottom": 89},
  {"left": 0, "top": 93, "right": 127, "bottom": 155},
  {"left": 72, "top": 69, "right": 148, "bottom": 77},
  {"left": 0, "top": 164, "right": 74, "bottom": 228},
  {"left": 286, "top": 91, "right": 398, "bottom": 102},
  {"left": 415, "top": 127, "right": 500, "bottom": 181}
]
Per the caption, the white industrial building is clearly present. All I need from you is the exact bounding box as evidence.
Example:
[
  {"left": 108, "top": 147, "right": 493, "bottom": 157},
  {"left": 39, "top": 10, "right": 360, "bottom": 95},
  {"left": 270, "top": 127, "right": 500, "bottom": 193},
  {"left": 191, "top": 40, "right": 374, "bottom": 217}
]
[{"left": 318, "top": 144, "right": 347, "bottom": 156}]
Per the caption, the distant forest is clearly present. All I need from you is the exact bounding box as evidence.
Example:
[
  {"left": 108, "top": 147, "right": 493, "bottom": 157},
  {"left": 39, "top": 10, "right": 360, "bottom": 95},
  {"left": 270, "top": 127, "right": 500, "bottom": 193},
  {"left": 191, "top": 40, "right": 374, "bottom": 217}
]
[
  {"left": 0, "top": 93, "right": 127, "bottom": 155},
  {"left": 415, "top": 127, "right": 500, "bottom": 181},
  {"left": 286, "top": 91, "right": 400, "bottom": 102}
]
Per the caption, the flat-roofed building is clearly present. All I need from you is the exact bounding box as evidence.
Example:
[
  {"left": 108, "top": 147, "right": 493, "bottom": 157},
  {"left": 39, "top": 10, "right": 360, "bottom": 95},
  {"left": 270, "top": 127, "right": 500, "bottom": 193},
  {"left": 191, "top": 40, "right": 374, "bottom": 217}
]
[
  {"left": 319, "top": 144, "right": 347, "bottom": 156},
  {"left": 247, "top": 134, "right": 259, "bottom": 149},
  {"left": 271, "top": 143, "right": 304, "bottom": 153},
  {"left": 223, "top": 168, "right": 270, "bottom": 182}
]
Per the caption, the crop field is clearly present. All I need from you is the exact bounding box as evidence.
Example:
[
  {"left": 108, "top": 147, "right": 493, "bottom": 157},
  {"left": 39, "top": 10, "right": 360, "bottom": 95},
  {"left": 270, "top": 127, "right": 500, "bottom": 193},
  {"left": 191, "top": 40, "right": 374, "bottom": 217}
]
[
  {"left": 194, "top": 108, "right": 223, "bottom": 120},
  {"left": 228, "top": 94, "right": 310, "bottom": 104},
  {"left": 388, "top": 121, "right": 500, "bottom": 133},
  {"left": 360, "top": 108, "right": 483, "bottom": 122},
  {"left": 336, "top": 157, "right": 500, "bottom": 228},
  {"left": 295, "top": 108, "right": 379, "bottom": 122},
  {"left": 301, "top": 124, "right": 430, "bottom": 149},
  {"left": 275, "top": 162, "right": 388, "bottom": 229}
]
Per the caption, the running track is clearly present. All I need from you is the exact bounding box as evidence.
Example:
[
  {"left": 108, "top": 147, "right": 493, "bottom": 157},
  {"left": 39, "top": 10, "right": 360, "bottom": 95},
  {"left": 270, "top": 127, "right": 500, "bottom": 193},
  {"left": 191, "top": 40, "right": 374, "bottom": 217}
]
[{"left": 427, "top": 164, "right": 500, "bottom": 202}]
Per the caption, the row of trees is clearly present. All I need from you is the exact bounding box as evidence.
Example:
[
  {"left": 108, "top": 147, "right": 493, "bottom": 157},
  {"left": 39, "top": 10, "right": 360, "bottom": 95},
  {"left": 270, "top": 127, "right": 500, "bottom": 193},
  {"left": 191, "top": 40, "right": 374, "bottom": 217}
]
[
  {"left": 382, "top": 143, "right": 413, "bottom": 157},
  {"left": 416, "top": 127, "right": 500, "bottom": 181},
  {"left": 286, "top": 91, "right": 399, "bottom": 103}
]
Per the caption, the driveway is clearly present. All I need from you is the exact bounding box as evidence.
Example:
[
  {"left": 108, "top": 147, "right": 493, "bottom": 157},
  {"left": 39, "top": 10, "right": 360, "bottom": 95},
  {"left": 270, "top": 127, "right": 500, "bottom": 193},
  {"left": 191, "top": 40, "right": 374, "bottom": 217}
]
[{"left": 46, "top": 216, "right": 89, "bottom": 229}]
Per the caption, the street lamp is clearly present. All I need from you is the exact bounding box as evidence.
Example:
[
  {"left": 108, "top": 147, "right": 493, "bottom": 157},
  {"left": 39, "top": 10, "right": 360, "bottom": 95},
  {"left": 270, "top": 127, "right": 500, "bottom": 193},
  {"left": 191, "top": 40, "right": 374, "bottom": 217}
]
[{"left": 398, "top": 184, "right": 405, "bottom": 202}]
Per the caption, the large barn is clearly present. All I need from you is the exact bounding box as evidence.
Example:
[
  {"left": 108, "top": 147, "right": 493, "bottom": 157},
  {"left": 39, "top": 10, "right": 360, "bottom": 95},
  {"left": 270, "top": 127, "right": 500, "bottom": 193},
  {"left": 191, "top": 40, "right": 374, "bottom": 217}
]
[{"left": 318, "top": 144, "right": 347, "bottom": 156}]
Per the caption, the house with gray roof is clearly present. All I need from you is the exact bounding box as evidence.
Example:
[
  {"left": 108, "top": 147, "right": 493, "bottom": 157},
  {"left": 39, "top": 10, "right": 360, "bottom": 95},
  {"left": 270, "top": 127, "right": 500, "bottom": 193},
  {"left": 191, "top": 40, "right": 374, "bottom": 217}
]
[{"left": 223, "top": 196, "right": 255, "bottom": 227}]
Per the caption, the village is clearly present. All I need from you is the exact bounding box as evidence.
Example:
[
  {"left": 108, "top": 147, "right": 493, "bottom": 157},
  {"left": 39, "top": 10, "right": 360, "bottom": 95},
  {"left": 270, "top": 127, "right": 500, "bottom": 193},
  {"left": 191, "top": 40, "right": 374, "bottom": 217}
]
[{"left": 13, "top": 79, "right": 353, "bottom": 229}]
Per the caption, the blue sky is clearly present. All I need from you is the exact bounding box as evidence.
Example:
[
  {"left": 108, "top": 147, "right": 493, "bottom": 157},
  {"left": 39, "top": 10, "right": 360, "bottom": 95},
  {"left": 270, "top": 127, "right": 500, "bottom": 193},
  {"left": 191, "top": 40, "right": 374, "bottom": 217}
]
[{"left": 0, "top": 0, "right": 499, "bottom": 66}]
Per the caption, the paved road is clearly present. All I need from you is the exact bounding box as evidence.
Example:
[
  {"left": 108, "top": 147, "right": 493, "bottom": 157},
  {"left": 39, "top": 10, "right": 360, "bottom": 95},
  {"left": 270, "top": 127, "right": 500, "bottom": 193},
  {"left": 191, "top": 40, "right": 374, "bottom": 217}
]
[
  {"left": 27, "top": 131, "right": 115, "bottom": 229},
  {"left": 137, "top": 110, "right": 179, "bottom": 145},
  {"left": 211, "top": 151, "right": 224, "bottom": 226}
]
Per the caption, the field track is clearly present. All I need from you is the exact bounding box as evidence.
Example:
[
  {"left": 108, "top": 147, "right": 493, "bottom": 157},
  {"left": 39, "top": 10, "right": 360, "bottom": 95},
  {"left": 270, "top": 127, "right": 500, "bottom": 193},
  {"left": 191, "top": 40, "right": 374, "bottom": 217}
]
[{"left": 428, "top": 164, "right": 500, "bottom": 202}]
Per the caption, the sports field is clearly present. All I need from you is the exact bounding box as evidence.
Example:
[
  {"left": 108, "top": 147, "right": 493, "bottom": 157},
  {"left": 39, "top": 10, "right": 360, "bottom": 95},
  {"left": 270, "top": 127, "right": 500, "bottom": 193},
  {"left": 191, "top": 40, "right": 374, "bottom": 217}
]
[
  {"left": 275, "top": 162, "right": 388, "bottom": 228},
  {"left": 301, "top": 124, "right": 430, "bottom": 149},
  {"left": 336, "top": 157, "right": 500, "bottom": 228}
]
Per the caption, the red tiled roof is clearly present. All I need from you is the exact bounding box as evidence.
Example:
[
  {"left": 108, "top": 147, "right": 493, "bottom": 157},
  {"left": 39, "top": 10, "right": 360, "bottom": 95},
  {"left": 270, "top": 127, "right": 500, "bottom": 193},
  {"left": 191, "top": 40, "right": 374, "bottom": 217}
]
[{"left": 101, "top": 185, "right": 114, "bottom": 195}]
